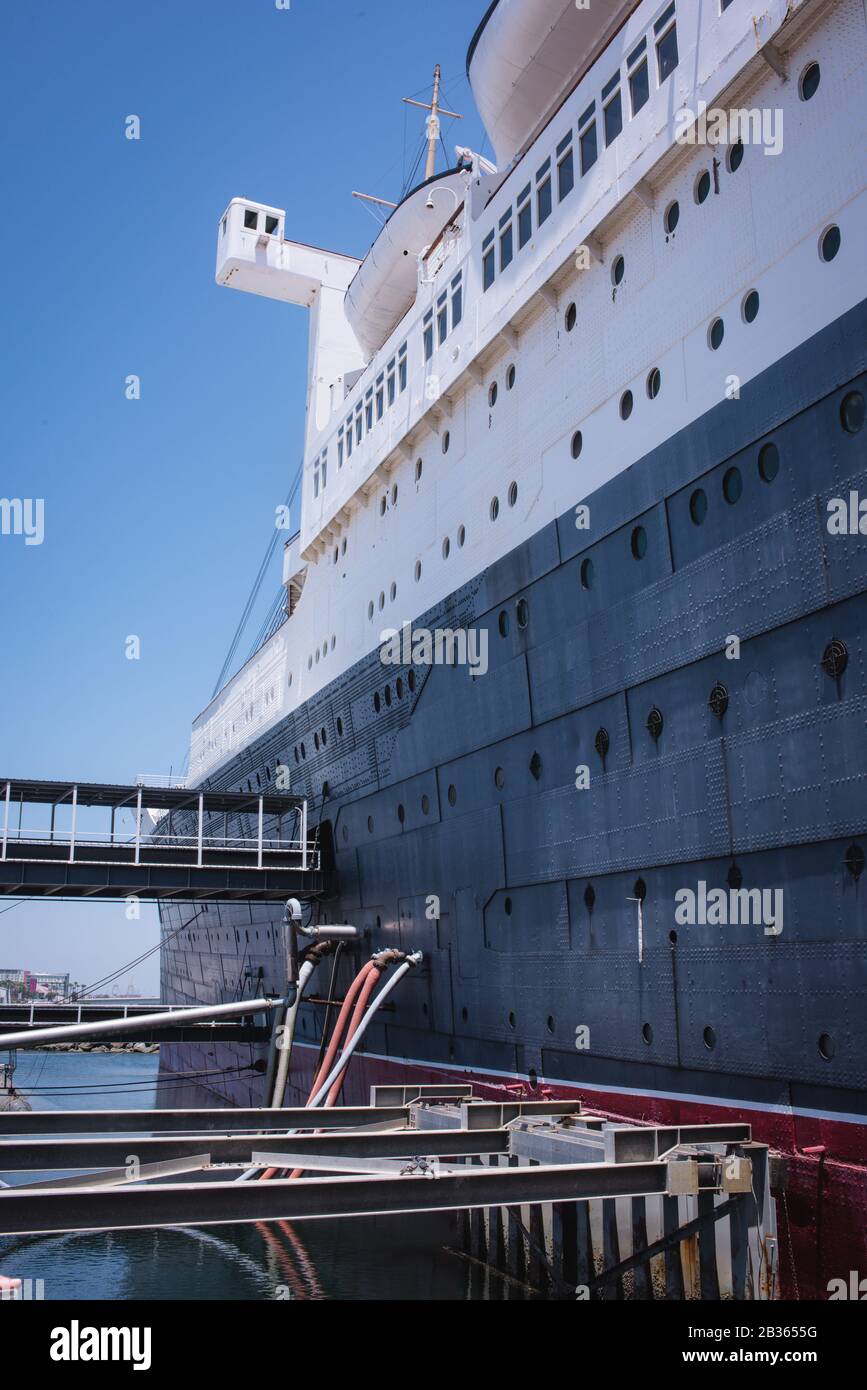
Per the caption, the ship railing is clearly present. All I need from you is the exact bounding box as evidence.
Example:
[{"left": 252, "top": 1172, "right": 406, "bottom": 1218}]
[
  {"left": 0, "top": 826, "right": 320, "bottom": 872},
  {"left": 134, "top": 774, "right": 188, "bottom": 789}
]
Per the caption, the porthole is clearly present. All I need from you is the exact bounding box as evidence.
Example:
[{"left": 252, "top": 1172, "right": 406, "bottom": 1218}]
[
  {"left": 631, "top": 525, "right": 647, "bottom": 559},
  {"left": 313, "top": 732, "right": 320, "bottom": 751},
  {"left": 415, "top": 457, "right": 423, "bottom": 482},
  {"left": 840, "top": 391, "right": 865, "bottom": 434},
  {"left": 407, "top": 669, "right": 416, "bottom": 692},
  {"left": 504, "top": 896, "right": 512, "bottom": 915},
  {"left": 442, "top": 536, "right": 450, "bottom": 560},
  {"left": 308, "top": 655, "right": 313, "bottom": 670},
  {"left": 821, "top": 638, "right": 848, "bottom": 680},
  {"left": 565, "top": 301, "right": 577, "bottom": 332},
  {"left": 391, "top": 483, "right": 398, "bottom": 506},
  {"left": 461, "top": 1007, "right": 468, "bottom": 1023},
  {"left": 742, "top": 289, "right": 760, "bottom": 324},
  {"left": 378, "top": 591, "right": 385, "bottom": 610},
  {"left": 547, "top": 1016, "right": 555, "bottom": 1035},
  {"left": 594, "top": 727, "right": 610, "bottom": 759},
  {"left": 799, "top": 61, "right": 821, "bottom": 101},
  {"left": 367, "top": 815, "right": 374, "bottom": 834},
  {"left": 611, "top": 254, "right": 625, "bottom": 286},
  {"left": 293, "top": 747, "right": 299, "bottom": 763},
  {"left": 508, "top": 1011, "right": 516, "bottom": 1030},
  {"left": 669, "top": 929, "right": 677, "bottom": 944},
  {"left": 646, "top": 367, "right": 661, "bottom": 400},
  {"left": 758, "top": 442, "right": 780, "bottom": 482},
  {"left": 494, "top": 767, "right": 505, "bottom": 790},
  {"left": 442, "top": 430, "right": 450, "bottom": 454},
  {"left": 529, "top": 751, "right": 542, "bottom": 780},
  {"left": 341, "top": 537, "right": 347, "bottom": 555},
  {"left": 368, "top": 600, "right": 374, "bottom": 620},
  {"left": 488, "top": 381, "right": 498, "bottom": 408},
  {"left": 723, "top": 467, "right": 743, "bottom": 504},
  {"left": 498, "top": 610, "right": 509, "bottom": 637},
  {"left": 490, "top": 496, "right": 500, "bottom": 522},
  {"left": 633, "top": 877, "right": 647, "bottom": 903},
  {"left": 447, "top": 784, "right": 457, "bottom": 806},
  {"left": 380, "top": 495, "right": 387, "bottom": 517},
  {"left": 820, "top": 225, "right": 841, "bottom": 262},
  {"left": 708, "top": 317, "right": 725, "bottom": 351},
  {"left": 664, "top": 200, "right": 679, "bottom": 235},
  {"left": 694, "top": 169, "right": 711, "bottom": 205},
  {"left": 580, "top": 557, "right": 594, "bottom": 589},
  {"left": 508, "top": 481, "right": 518, "bottom": 507},
  {"left": 642, "top": 1023, "right": 653, "bottom": 1045},
  {"left": 390, "top": 582, "right": 397, "bottom": 602},
  {"left": 690, "top": 488, "right": 708, "bottom": 525},
  {"left": 506, "top": 364, "right": 516, "bottom": 390},
  {"left": 336, "top": 716, "right": 344, "bottom": 736},
  {"left": 727, "top": 140, "right": 744, "bottom": 173},
  {"left": 709, "top": 682, "right": 729, "bottom": 719},
  {"left": 288, "top": 672, "right": 293, "bottom": 687},
  {"left": 457, "top": 524, "right": 466, "bottom": 547},
  {"left": 384, "top": 684, "right": 392, "bottom": 707},
  {"left": 421, "top": 793, "right": 430, "bottom": 815},
  {"left": 571, "top": 430, "right": 583, "bottom": 460},
  {"left": 845, "top": 843, "right": 865, "bottom": 880},
  {"left": 315, "top": 649, "right": 320, "bottom": 664},
  {"left": 646, "top": 706, "right": 663, "bottom": 740},
  {"left": 397, "top": 804, "right": 405, "bottom": 824},
  {"left": 321, "top": 780, "right": 330, "bottom": 799},
  {"left": 331, "top": 635, "right": 336, "bottom": 651},
  {"left": 396, "top": 677, "right": 404, "bottom": 699},
  {"left": 584, "top": 882, "right": 595, "bottom": 911},
  {"left": 620, "top": 389, "right": 633, "bottom": 421},
  {"left": 703, "top": 1025, "right": 717, "bottom": 1051},
  {"left": 727, "top": 863, "right": 743, "bottom": 891},
  {"left": 333, "top": 546, "right": 339, "bottom": 565},
  {"left": 516, "top": 598, "right": 529, "bottom": 629},
  {"left": 414, "top": 560, "right": 422, "bottom": 582},
  {"left": 373, "top": 692, "right": 380, "bottom": 713},
  {"left": 818, "top": 1033, "right": 834, "bottom": 1062}
]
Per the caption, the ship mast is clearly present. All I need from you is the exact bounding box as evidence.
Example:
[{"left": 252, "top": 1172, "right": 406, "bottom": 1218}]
[{"left": 403, "top": 65, "right": 462, "bottom": 180}]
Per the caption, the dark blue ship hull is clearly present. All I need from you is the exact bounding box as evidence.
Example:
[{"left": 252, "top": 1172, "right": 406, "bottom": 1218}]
[{"left": 161, "top": 298, "right": 867, "bottom": 1294}]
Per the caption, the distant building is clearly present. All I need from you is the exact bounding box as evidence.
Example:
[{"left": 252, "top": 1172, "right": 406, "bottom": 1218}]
[{"left": 0, "top": 969, "right": 70, "bottom": 1000}]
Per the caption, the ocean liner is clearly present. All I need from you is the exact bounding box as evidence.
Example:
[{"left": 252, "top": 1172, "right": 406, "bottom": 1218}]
[{"left": 160, "top": 0, "right": 867, "bottom": 1295}]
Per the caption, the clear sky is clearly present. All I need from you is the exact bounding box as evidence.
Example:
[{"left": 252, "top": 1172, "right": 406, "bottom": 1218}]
[{"left": 0, "top": 0, "right": 489, "bottom": 993}]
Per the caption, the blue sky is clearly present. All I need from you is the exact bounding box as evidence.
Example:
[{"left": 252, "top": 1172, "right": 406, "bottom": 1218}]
[{"left": 0, "top": 0, "right": 489, "bottom": 991}]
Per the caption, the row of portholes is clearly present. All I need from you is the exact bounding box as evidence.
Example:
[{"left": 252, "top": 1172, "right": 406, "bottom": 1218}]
[
  {"left": 640, "top": 1021, "right": 836, "bottom": 1061},
  {"left": 379, "top": 482, "right": 399, "bottom": 517},
  {"left": 372, "top": 667, "right": 417, "bottom": 714},
  {"left": 332, "top": 536, "right": 348, "bottom": 565},
  {"left": 307, "top": 635, "right": 337, "bottom": 669},
  {"left": 579, "top": 525, "right": 647, "bottom": 588},
  {"left": 367, "top": 582, "right": 398, "bottom": 619},
  {"left": 488, "top": 363, "right": 517, "bottom": 408},
  {"left": 294, "top": 713, "right": 347, "bottom": 762},
  {"left": 497, "top": 597, "right": 530, "bottom": 637}
]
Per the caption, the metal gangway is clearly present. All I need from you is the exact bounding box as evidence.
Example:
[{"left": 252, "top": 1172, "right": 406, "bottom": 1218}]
[{"left": 0, "top": 778, "right": 327, "bottom": 901}]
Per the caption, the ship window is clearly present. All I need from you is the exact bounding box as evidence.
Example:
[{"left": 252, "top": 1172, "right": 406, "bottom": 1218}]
[
  {"left": 265, "top": 215, "right": 279, "bottom": 235},
  {"left": 499, "top": 217, "right": 513, "bottom": 272},
  {"left": 571, "top": 429, "right": 583, "bottom": 459},
  {"left": 490, "top": 496, "right": 500, "bottom": 521},
  {"left": 723, "top": 466, "right": 743, "bottom": 504},
  {"left": 337, "top": 429, "right": 344, "bottom": 468},
  {"left": 647, "top": 366, "right": 661, "bottom": 399},
  {"left": 442, "top": 430, "right": 450, "bottom": 454},
  {"left": 799, "top": 62, "right": 820, "bottom": 101},
  {"left": 536, "top": 159, "right": 552, "bottom": 225},
  {"left": 529, "top": 751, "right": 542, "bottom": 780},
  {"left": 482, "top": 229, "right": 495, "bottom": 291},
  {"left": 517, "top": 183, "right": 532, "bottom": 248},
  {"left": 437, "top": 291, "right": 448, "bottom": 345},
  {"left": 664, "top": 201, "right": 679, "bottom": 235},
  {"left": 631, "top": 525, "right": 647, "bottom": 559},
  {"left": 628, "top": 38, "right": 649, "bottom": 115},
  {"left": 695, "top": 169, "right": 711, "bottom": 204},
  {"left": 506, "top": 364, "right": 516, "bottom": 390},
  {"left": 620, "top": 389, "right": 633, "bottom": 420},
  {"left": 742, "top": 289, "right": 760, "bottom": 324},
  {"left": 414, "top": 559, "right": 422, "bottom": 582},
  {"left": 655, "top": 3, "right": 678, "bottom": 83},
  {"left": 458, "top": 524, "right": 466, "bottom": 547},
  {"left": 727, "top": 140, "right": 744, "bottom": 173},
  {"left": 594, "top": 728, "right": 609, "bottom": 759},
  {"left": 447, "top": 784, "right": 457, "bottom": 806},
  {"left": 703, "top": 1026, "right": 717, "bottom": 1051},
  {"left": 612, "top": 254, "right": 625, "bottom": 286},
  {"left": 603, "top": 76, "right": 622, "bottom": 147},
  {"left": 398, "top": 343, "right": 408, "bottom": 392},
  {"left": 243, "top": 208, "right": 258, "bottom": 230},
  {"left": 488, "top": 381, "right": 498, "bottom": 407},
  {"left": 442, "top": 536, "right": 450, "bottom": 559},
  {"left": 820, "top": 225, "right": 841, "bottom": 262},
  {"left": 578, "top": 103, "right": 597, "bottom": 174},
  {"left": 346, "top": 414, "right": 353, "bottom": 457},
  {"left": 423, "top": 309, "right": 434, "bottom": 361},
  {"left": 376, "top": 375, "right": 384, "bottom": 419},
  {"left": 451, "top": 273, "right": 463, "bottom": 329},
  {"left": 387, "top": 359, "right": 396, "bottom": 405},
  {"left": 565, "top": 301, "right": 577, "bottom": 332},
  {"left": 841, "top": 392, "right": 865, "bottom": 434},
  {"left": 580, "top": 557, "right": 593, "bottom": 589},
  {"left": 365, "top": 390, "right": 373, "bottom": 431},
  {"left": 355, "top": 408, "right": 362, "bottom": 443},
  {"left": 498, "top": 610, "right": 509, "bottom": 637},
  {"left": 508, "top": 481, "right": 518, "bottom": 507},
  {"left": 494, "top": 767, "right": 505, "bottom": 790},
  {"left": 708, "top": 317, "right": 725, "bottom": 350},
  {"left": 758, "top": 443, "right": 780, "bottom": 482},
  {"left": 415, "top": 456, "right": 423, "bottom": 481},
  {"left": 516, "top": 598, "right": 529, "bottom": 628},
  {"left": 689, "top": 488, "right": 707, "bottom": 525},
  {"left": 556, "top": 131, "right": 574, "bottom": 200}
]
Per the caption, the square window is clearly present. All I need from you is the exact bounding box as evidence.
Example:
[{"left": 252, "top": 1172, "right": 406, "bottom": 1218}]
[
  {"left": 500, "top": 223, "right": 513, "bottom": 270},
  {"left": 438, "top": 304, "right": 448, "bottom": 343},
  {"left": 483, "top": 246, "right": 495, "bottom": 290},
  {"left": 451, "top": 283, "right": 463, "bottom": 328},
  {"left": 243, "top": 209, "right": 258, "bottom": 230},
  {"left": 399, "top": 351, "right": 407, "bottom": 392},
  {"left": 580, "top": 122, "right": 597, "bottom": 174},
  {"left": 537, "top": 176, "right": 552, "bottom": 225},
  {"left": 518, "top": 199, "right": 532, "bottom": 248},
  {"left": 376, "top": 387, "right": 384, "bottom": 419},
  {"left": 423, "top": 312, "right": 434, "bottom": 360},
  {"left": 604, "top": 90, "right": 622, "bottom": 145},
  {"left": 387, "top": 371, "right": 396, "bottom": 406},
  {"left": 265, "top": 215, "right": 279, "bottom": 235},
  {"left": 558, "top": 148, "right": 574, "bottom": 200},
  {"left": 656, "top": 9, "right": 678, "bottom": 82},
  {"left": 629, "top": 58, "right": 649, "bottom": 115}
]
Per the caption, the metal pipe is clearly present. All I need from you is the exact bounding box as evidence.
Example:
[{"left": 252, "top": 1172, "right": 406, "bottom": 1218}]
[
  {"left": 308, "top": 954, "right": 422, "bottom": 1108},
  {"left": 0, "top": 995, "right": 291, "bottom": 1051},
  {"left": 270, "top": 955, "right": 318, "bottom": 1109}
]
